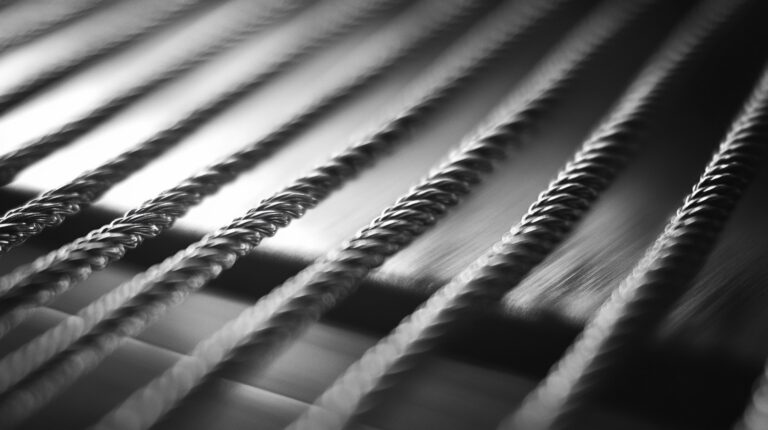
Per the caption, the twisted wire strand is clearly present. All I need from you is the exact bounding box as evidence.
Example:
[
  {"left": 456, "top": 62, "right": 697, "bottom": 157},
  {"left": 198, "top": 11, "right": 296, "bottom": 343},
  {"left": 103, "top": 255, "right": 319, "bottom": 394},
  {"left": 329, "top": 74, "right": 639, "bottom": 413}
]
[
  {"left": 90, "top": 0, "right": 653, "bottom": 428},
  {"left": 0, "top": 0, "right": 297, "bottom": 188},
  {"left": 280, "top": 1, "right": 758, "bottom": 429},
  {"left": 0, "top": 0, "right": 116, "bottom": 54},
  {"left": 0, "top": 0, "right": 231, "bottom": 116},
  {"left": 503, "top": 21, "right": 768, "bottom": 430},
  {"left": 0, "top": 0, "right": 391, "bottom": 257},
  {"left": 507, "top": 71, "right": 768, "bottom": 430},
  {"left": 275, "top": 4, "right": 753, "bottom": 430},
  {"left": 0, "top": 0, "right": 479, "bottom": 392},
  {"left": 0, "top": 0, "right": 568, "bottom": 426}
]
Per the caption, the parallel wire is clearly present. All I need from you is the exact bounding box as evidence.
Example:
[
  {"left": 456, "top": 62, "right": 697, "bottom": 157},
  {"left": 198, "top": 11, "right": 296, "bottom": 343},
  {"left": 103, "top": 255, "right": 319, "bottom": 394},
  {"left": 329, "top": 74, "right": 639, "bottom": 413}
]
[
  {"left": 0, "top": 0, "right": 114, "bottom": 54},
  {"left": 269, "top": 3, "right": 741, "bottom": 430},
  {"left": 0, "top": 0, "right": 298, "bottom": 187},
  {"left": 0, "top": 0, "right": 225, "bottom": 115},
  {"left": 93, "top": 1, "right": 653, "bottom": 428},
  {"left": 0, "top": 0, "right": 388, "bottom": 256},
  {"left": 507, "top": 69, "right": 768, "bottom": 430},
  {"left": 0, "top": 0, "right": 568, "bottom": 426},
  {"left": 0, "top": 0, "right": 409, "bottom": 336},
  {"left": 503, "top": 15, "right": 768, "bottom": 430},
  {"left": 0, "top": 0, "right": 479, "bottom": 393},
  {"left": 275, "top": 1, "right": 757, "bottom": 429}
]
